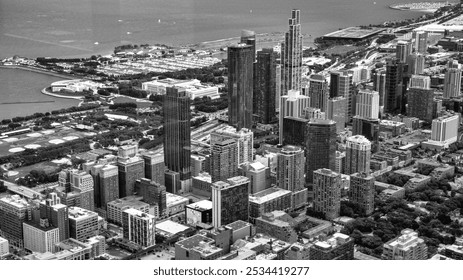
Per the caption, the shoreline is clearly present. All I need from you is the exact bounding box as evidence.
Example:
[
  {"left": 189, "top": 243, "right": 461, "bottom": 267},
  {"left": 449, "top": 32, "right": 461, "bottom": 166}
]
[
  {"left": 0, "top": 65, "right": 75, "bottom": 80},
  {"left": 41, "top": 87, "right": 85, "bottom": 100}
]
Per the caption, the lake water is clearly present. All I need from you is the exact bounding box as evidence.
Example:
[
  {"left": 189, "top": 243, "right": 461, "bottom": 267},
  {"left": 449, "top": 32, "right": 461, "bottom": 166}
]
[{"left": 0, "top": 0, "right": 456, "bottom": 119}]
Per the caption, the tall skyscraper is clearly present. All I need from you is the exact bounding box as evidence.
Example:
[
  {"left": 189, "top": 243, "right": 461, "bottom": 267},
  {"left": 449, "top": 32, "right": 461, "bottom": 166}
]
[
  {"left": 163, "top": 86, "right": 191, "bottom": 190},
  {"left": 210, "top": 138, "right": 238, "bottom": 183},
  {"left": 352, "top": 116, "right": 380, "bottom": 153},
  {"left": 122, "top": 208, "right": 156, "bottom": 247},
  {"left": 143, "top": 152, "right": 166, "bottom": 185},
  {"left": 70, "top": 170, "right": 95, "bottom": 212},
  {"left": 313, "top": 169, "right": 341, "bottom": 220},
  {"left": 117, "top": 156, "right": 145, "bottom": 198},
  {"left": 281, "top": 9, "right": 303, "bottom": 95},
  {"left": 373, "top": 70, "right": 386, "bottom": 107},
  {"left": 414, "top": 31, "right": 428, "bottom": 54},
  {"left": 443, "top": 60, "right": 462, "bottom": 99},
  {"left": 355, "top": 89, "right": 379, "bottom": 120},
  {"left": 211, "top": 126, "right": 253, "bottom": 167},
  {"left": 396, "top": 40, "right": 413, "bottom": 63},
  {"left": 0, "top": 195, "right": 32, "bottom": 249},
  {"left": 385, "top": 58, "right": 406, "bottom": 113},
  {"left": 212, "top": 176, "right": 250, "bottom": 228},
  {"left": 305, "top": 119, "right": 337, "bottom": 185},
  {"left": 228, "top": 43, "right": 254, "bottom": 130},
  {"left": 276, "top": 64, "right": 282, "bottom": 112},
  {"left": 349, "top": 172, "right": 375, "bottom": 215},
  {"left": 240, "top": 29, "right": 256, "bottom": 61},
  {"left": 329, "top": 71, "right": 354, "bottom": 121},
  {"left": 327, "top": 96, "right": 347, "bottom": 133},
  {"left": 94, "top": 165, "right": 119, "bottom": 210},
  {"left": 277, "top": 146, "right": 305, "bottom": 192},
  {"left": 279, "top": 89, "right": 310, "bottom": 144},
  {"left": 407, "top": 53, "right": 425, "bottom": 75},
  {"left": 254, "top": 48, "right": 277, "bottom": 124},
  {"left": 282, "top": 116, "right": 308, "bottom": 146},
  {"left": 345, "top": 135, "right": 371, "bottom": 175},
  {"left": 308, "top": 74, "right": 328, "bottom": 112},
  {"left": 408, "top": 77, "right": 434, "bottom": 122}
]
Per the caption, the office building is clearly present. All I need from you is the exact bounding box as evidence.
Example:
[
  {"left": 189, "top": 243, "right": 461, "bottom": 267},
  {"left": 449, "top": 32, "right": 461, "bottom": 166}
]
[
  {"left": 135, "top": 178, "right": 167, "bottom": 216},
  {"left": 308, "top": 74, "right": 328, "bottom": 112},
  {"left": 443, "top": 61, "right": 462, "bottom": 99},
  {"left": 164, "top": 170, "right": 180, "bottom": 194},
  {"left": 192, "top": 173, "right": 212, "bottom": 197},
  {"left": 407, "top": 53, "right": 425, "bottom": 75},
  {"left": 163, "top": 86, "right": 192, "bottom": 190},
  {"left": 305, "top": 119, "right": 337, "bottom": 184},
  {"left": 382, "top": 229, "right": 428, "bottom": 260},
  {"left": 279, "top": 89, "right": 310, "bottom": 144},
  {"left": 245, "top": 161, "right": 270, "bottom": 194},
  {"left": 281, "top": 9, "right": 303, "bottom": 95},
  {"left": 228, "top": 43, "right": 254, "bottom": 130},
  {"left": 431, "top": 114, "right": 459, "bottom": 145},
  {"left": 349, "top": 173, "right": 375, "bottom": 215},
  {"left": 330, "top": 71, "right": 353, "bottom": 120},
  {"left": 254, "top": 48, "right": 277, "bottom": 124},
  {"left": 396, "top": 40, "right": 413, "bottom": 63},
  {"left": 107, "top": 196, "right": 150, "bottom": 226},
  {"left": 68, "top": 207, "right": 99, "bottom": 242},
  {"left": 277, "top": 145, "right": 305, "bottom": 192},
  {"left": 39, "top": 195, "right": 69, "bottom": 242},
  {"left": 326, "top": 96, "right": 346, "bottom": 132},
  {"left": 143, "top": 152, "right": 166, "bottom": 185},
  {"left": 276, "top": 64, "right": 282, "bottom": 112},
  {"left": 0, "top": 195, "right": 32, "bottom": 249},
  {"left": 415, "top": 31, "right": 428, "bottom": 53},
  {"left": 313, "top": 169, "right": 341, "bottom": 220},
  {"left": 345, "top": 135, "right": 371, "bottom": 175},
  {"left": 211, "top": 126, "right": 253, "bottom": 167},
  {"left": 309, "top": 232, "right": 354, "bottom": 260},
  {"left": 93, "top": 164, "right": 119, "bottom": 210},
  {"left": 352, "top": 116, "right": 380, "bottom": 153},
  {"left": 191, "top": 154, "right": 206, "bottom": 177},
  {"left": 23, "top": 219, "right": 60, "bottom": 253},
  {"left": 385, "top": 58, "right": 406, "bottom": 113},
  {"left": 117, "top": 156, "right": 145, "bottom": 198},
  {"left": 282, "top": 116, "right": 308, "bottom": 146},
  {"left": 373, "top": 70, "right": 386, "bottom": 106},
  {"left": 407, "top": 87, "right": 434, "bottom": 122},
  {"left": 212, "top": 176, "right": 249, "bottom": 227},
  {"left": 356, "top": 89, "right": 379, "bottom": 119},
  {"left": 69, "top": 170, "right": 95, "bottom": 212},
  {"left": 248, "top": 187, "right": 292, "bottom": 223},
  {"left": 210, "top": 138, "right": 238, "bottom": 183},
  {"left": 122, "top": 208, "right": 156, "bottom": 247}
]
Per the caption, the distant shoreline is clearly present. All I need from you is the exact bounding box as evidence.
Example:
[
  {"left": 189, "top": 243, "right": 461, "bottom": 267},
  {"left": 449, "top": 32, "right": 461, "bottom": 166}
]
[
  {"left": 41, "top": 87, "right": 85, "bottom": 100},
  {"left": 0, "top": 65, "right": 75, "bottom": 79},
  {"left": 389, "top": 1, "right": 454, "bottom": 13}
]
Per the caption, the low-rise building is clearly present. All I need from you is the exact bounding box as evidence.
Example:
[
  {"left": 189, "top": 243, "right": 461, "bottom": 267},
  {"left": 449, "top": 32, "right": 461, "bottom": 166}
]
[
  {"left": 166, "top": 192, "right": 189, "bottom": 216},
  {"left": 175, "top": 234, "right": 225, "bottom": 260},
  {"left": 382, "top": 229, "right": 428, "bottom": 260},
  {"left": 122, "top": 208, "right": 156, "bottom": 248},
  {"left": 309, "top": 232, "right": 354, "bottom": 260},
  {"left": 0, "top": 237, "right": 9, "bottom": 257},
  {"left": 185, "top": 200, "right": 212, "bottom": 226},
  {"left": 255, "top": 211, "right": 298, "bottom": 243},
  {"left": 106, "top": 196, "right": 149, "bottom": 226},
  {"left": 248, "top": 187, "right": 292, "bottom": 223}
]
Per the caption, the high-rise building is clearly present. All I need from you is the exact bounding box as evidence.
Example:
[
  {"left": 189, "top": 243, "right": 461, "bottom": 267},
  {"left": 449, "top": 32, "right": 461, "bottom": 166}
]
[
  {"left": 248, "top": 187, "right": 292, "bottom": 223},
  {"left": 143, "top": 152, "right": 166, "bottom": 185},
  {"left": 415, "top": 31, "right": 428, "bottom": 54},
  {"left": 211, "top": 176, "right": 249, "bottom": 228},
  {"left": 330, "top": 71, "right": 354, "bottom": 121},
  {"left": 327, "top": 96, "right": 347, "bottom": 133},
  {"left": 396, "top": 40, "right": 413, "bottom": 63},
  {"left": 23, "top": 219, "right": 60, "bottom": 253},
  {"left": 345, "top": 135, "right": 371, "bottom": 175},
  {"left": 276, "top": 64, "right": 282, "bottom": 112},
  {"left": 373, "top": 70, "right": 386, "bottom": 107},
  {"left": 355, "top": 89, "right": 379, "bottom": 119},
  {"left": 254, "top": 48, "right": 277, "bottom": 124},
  {"left": 210, "top": 138, "right": 238, "bottom": 183},
  {"left": 313, "top": 169, "right": 341, "bottom": 220},
  {"left": 240, "top": 30, "right": 256, "bottom": 61},
  {"left": 385, "top": 58, "right": 407, "bottom": 114},
  {"left": 122, "top": 208, "right": 156, "bottom": 247},
  {"left": 409, "top": 74, "right": 430, "bottom": 90},
  {"left": 163, "top": 86, "right": 191, "bottom": 189},
  {"left": 68, "top": 207, "right": 99, "bottom": 242},
  {"left": 70, "top": 170, "right": 95, "bottom": 212},
  {"left": 443, "top": 60, "right": 462, "bottom": 99},
  {"left": 107, "top": 196, "right": 150, "bottom": 226},
  {"left": 281, "top": 9, "right": 303, "bottom": 95},
  {"left": 95, "top": 165, "right": 119, "bottom": 210},
  {"left": 382, "top": 229, "right": 428, "bottom": 260},
  {"left": 431, "top": 114, "right": 459, "bottom": 145},
  {"left": 211, "top": 126, "right": 253, "bottom": 167},
  {"left": 279, "top": 89, "right": 310, "bottom": 144},
  {"left": 135, "top": 178, "right": 167, "bottom": 216},
  {"left": 335, "top": 151, "right": 345, "bottom": 174},
  {"left": 305, "top": 119, "right": 337, "bottom": 185},
  {"left": 308, "top": 74, "right": 328, "bottom": 112},
  {"left": 407, "top": 53, "right": 425, "bottom": 75},
  {"left": 352, "top": 116, "right": 380, "bottom": 153},
  {"left": 349, "top": 172, "right": 375, "bottom": 215},
  {"left": 39, "top": 195, "right": 69, "bottom": 242},
  {"left": 244, "top": 161, "right": 270, "bottom": 194},
  {"left": 118, "top": 144, "right": 138, "bottom": 158},
  {"left": 228, "top": 43, "right": 254, "bottom": 130},
  {"left": 117, "top": 156, "right": 145, "bottom": 198},
  {"left": 277, "top": 145, "right": 305, "bottom": 192},
  {"left": 303, "top": 107, "right": 325, "bottom": 120},
  {"left": 191, "top": 154, "right": 206, "bottom": 177},
  {"left": 0, "top": 195, "right": 32, "bottom": 249},
  {"left": 282, "top": 116, "right": 308, "bottom": 146},
  {"left": 407, "top": 84, "right": 434, "bottom": 123}
]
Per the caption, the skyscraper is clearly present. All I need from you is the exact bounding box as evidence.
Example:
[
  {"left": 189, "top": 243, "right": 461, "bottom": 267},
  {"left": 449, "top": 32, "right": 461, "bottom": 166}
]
[
  {"left": 164, "top": 86, "right": 192, "bottom": 190},
  {"left": 327, "top": 96, "right": 347, "bottom": 133},
  {"left": 210, "top": 138, "right": 238, "bottom": 183},
  {"left": 443, "top": 60, "right": 462, "bottom": 99},
  {"left": 431, "top": 114, "right": 459, "bottom": 145},
  {"left": 329, "top": 71, "right": 354, "bottom": 121},
  {"left": 308, "top": 74, "right": 328, "bottom": 112},
  {"left": 94, "top": 164, "right": 119, "bottom": 210},
  {"left": 305, "top": 119, "right": 337, "bottom": 185},
  {"left": 0, "top": 195, "right": 32, "bottom": 249},
  {"left": 135, "top": 178, "right": 167, "bottom": 217},
  {"left": 212, "top": 176, "right": 250, "bottom": 228},
  {"left": 408, "top": 77, "right": 434, "bottom": 122},
  {"left": 355, "top": 89, "right": 379, "bottom": 120},
  {"left": 254, "top": 48, "right": 277, "bottom": 124},
  {"left": 415, "top": 31, "right": 428, "bottom": 54},
  {"left": 117, "top": 156, "right": 145, "bottom": 198},
  {"left": 279, "top": 89, "right": 310, "bottom": 144},
  {"left": 143, "top": 152, "right": 166, "bottom": 185},
  {"left": 281, "top": 9, "right": 303, "bottom": 95},
  {"left": 385, "top": 58, "right": 406, "bottom": 113},
  {"left": 349, "top": 172, "right": 375, "bottom": 215},
  {"left": 277, "top": 145, "right": 305, "bottom": 192},
  {"left": 407, "top": 53, "right": 425, "bottom": 75},
  {"left": 70, "top": 170, "right": 95, "bottom": 212},
  {"left": 68, "top": 207, "right": 99, "bottom": 242},
  {"left": 122, "top": 208, "right": 156, "bottom": 247},
  {"left": 282, "top": 116, "right": 309, "bottom": 146},
  {"left": 240, "top": 29, "right": 256, "bottom": 61},
  {"left": 345, "top": 135, "right": 371, "bottom": 175},
  {"left": 396, "top": 40, "right": 413, "bottom": 63},
  {"left": 211, "top": 126, "right": 253, "bottom": 167},
  {"left": 39, "top": 194, "right": 69, "bottom": 242},
  {"left": 373, "top": 70, "right": 386, "bottom": 107},
  {"left": 313, "top": 169, "right": 341, "bottom": 220},
  {"left": 228, "top": 43, "right": 254, "bottom": 130},
  {"left": 352, "top": 116, "right": 380, "bottom": 153}
]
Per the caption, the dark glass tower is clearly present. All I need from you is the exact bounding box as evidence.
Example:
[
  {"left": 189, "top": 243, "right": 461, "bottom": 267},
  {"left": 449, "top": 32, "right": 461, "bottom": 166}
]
[
  {"left": 163, "top": 86, "right": 191, "bottom": 182},
  {"left": 254, "top": 48, "right": 277, "bottom": 124},
  {"left": 228, "top": 44, "right": 254, "bottom": 130},
  {"left": 385, "top": 58, "right": 407, "bottom": 114},
  {"left": 305, "top": 119, "right": 337, "bottom": 185},
  {"left": 240, "top": 30, "right": 256, "bottom": 61},
  {"left": 281, "top": 9, "right": 303, "bottom": 95}
]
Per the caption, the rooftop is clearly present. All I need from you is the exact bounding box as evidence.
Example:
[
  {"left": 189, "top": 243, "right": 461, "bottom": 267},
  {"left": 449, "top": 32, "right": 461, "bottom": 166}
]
[
  {"left": 68, "top": 207, "right": 98, "bottom": 220},
  {"left": 249, "top": 187, "right": 292, "bottom": 204},
  {"left": 166, "top": 192, "right": 189, "bottom": 206},
  {"left": 186, "top": 200, "right": 212, "bottom": 211},
  {"left": 225, "top": 220, "right": 252, "bottom": 231},
  {"left": 156, "top": 220, "right": 189, "bottom": 235},
  {"left": 323, "top": 26, "right": 385, "bottom": 39}
]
